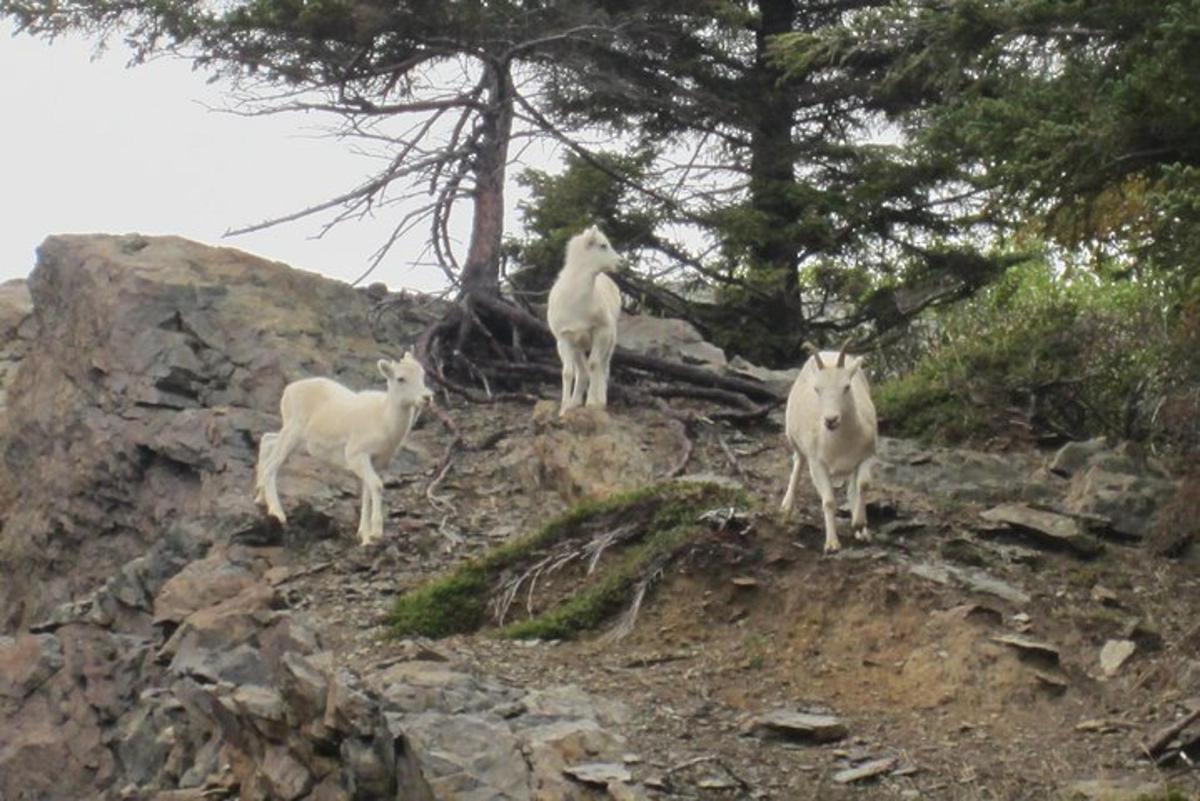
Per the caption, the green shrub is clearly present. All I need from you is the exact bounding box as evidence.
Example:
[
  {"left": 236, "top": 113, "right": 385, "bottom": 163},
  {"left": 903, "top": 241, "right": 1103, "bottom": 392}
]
[{"left": 876, "top": 260, "right": 1190, "bottom": 447}]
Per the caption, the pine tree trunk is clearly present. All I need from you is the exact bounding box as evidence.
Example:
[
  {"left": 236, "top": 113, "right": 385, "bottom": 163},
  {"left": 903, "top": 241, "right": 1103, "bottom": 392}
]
[
  {"left": 748, "top": 0, "right": 804, "bottom": 326},
  {"left": 458, "top": 62, "right": 514, "bottom": 299}
]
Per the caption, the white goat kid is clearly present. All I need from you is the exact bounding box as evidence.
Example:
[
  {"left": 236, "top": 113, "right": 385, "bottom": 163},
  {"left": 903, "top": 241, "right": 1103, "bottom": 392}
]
[
  {"left": 254, "top": 354, "right": 432, "bottom": 545},
  {"left": 780, "top": 346, "right": 878, "bottom": 554},
  {"left": 547, "top": 226, "right": 622, "bottom": 414}
]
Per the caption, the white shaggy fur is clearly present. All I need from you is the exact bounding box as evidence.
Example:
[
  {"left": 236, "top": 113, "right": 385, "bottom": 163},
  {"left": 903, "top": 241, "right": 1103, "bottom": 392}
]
[
  {"left": 547, "top": 225, "right": 622, "bottom": 414},
  {"left": 254, "top": 354, "right": 432, "bottom": 545},
  {"left": 780, "top": 345, "right": 878, "bottom": 554}
]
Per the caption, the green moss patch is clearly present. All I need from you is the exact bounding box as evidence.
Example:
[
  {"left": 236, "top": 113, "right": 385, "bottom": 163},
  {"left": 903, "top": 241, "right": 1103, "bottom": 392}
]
[{"left": 387, "top": 481, "right": 747, "bottom": 641}]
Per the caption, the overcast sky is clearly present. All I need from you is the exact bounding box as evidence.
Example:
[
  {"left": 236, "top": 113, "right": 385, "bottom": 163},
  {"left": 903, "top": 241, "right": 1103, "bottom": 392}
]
[{"left": 0, "top": 23, "right": 543, "bottom": 292}]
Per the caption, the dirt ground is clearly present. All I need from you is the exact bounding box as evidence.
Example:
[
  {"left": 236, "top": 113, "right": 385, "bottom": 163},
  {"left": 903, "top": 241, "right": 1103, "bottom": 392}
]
[{"left": 277, "top": 395, "right": 1200, "bottom": 800}]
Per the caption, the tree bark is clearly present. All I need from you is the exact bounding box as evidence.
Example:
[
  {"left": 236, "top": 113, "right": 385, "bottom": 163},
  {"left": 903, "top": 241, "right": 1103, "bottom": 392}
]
[
  {"left": 747, "top": 0, "right": 803, "bottom": 324},
  {"left": 458, "top": 61, "right": 514, "bottom": 298}
]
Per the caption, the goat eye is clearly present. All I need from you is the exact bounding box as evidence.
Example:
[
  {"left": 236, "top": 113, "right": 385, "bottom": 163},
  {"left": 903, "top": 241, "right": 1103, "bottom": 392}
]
[{"left": 843, "top": 384, "right": 850, "bottom": 393}]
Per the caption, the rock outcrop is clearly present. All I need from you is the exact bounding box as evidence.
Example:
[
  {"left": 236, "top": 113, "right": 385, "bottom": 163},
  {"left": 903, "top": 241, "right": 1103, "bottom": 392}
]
[
  {"left": 0, "top": 233, "right": 1185, "bottom": 801},
  {"left": 0, "top": 235, "right": 633, "bottom": 801}
]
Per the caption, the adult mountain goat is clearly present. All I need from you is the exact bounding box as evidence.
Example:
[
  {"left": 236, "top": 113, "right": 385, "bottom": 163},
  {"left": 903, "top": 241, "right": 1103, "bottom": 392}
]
[
  {"left": 255, "top": 354, "right": 432, "bottom": 545},
  {"left": 547, "top": 225, "right": 622, "bottom": 414},
  {"left": 780, "top": 345, "right": 878, "bottom": 554}
]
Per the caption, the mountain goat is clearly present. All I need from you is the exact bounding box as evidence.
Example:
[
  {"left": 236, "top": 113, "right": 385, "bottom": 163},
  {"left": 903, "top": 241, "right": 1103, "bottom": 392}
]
[
  {"left": 255, "top": 354, "right": 432, "bottom": 545},
  {"left": 547, "top": 225, "right": 622, "bottom": 414},
  {"left": 780, "top": 345, "right": 878, "bottom": 554}
]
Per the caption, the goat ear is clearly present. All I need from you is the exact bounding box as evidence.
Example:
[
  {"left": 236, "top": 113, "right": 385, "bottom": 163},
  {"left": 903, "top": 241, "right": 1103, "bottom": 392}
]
[
  {"left": 402, "top": 349, "right": 413, "bottom": 361},
  {"left": 377, "top": 359, "right": 393, "bottom": 379}
]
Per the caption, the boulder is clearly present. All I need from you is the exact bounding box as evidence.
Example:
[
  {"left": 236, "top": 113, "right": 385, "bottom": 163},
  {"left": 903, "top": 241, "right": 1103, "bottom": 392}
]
[
  {"left": 510, "top": 403, "right": 676, "bottom": 503},
  {"left": 1065, "top": 464, "right": 1176, "bottom": 540},
  {"left": 617, "top": 314, "right": 727, "bottom": 370},
  {"left": 374, "top": 663, "right": 635, "bottom": 801}
]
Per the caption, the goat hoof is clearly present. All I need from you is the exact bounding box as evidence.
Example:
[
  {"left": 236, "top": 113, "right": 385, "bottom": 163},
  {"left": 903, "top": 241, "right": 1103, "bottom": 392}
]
[
  {"left": 854, "top": 527, "right": 871, "bottom": 542},
  {"left": 823, "top": 542, "right": 841, "bottom": 555}
]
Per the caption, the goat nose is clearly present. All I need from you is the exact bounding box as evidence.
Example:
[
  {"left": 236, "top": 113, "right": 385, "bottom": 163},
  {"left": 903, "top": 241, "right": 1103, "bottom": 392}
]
[{"left": 824, "top": 416, "right": 840, "bottom": 430}]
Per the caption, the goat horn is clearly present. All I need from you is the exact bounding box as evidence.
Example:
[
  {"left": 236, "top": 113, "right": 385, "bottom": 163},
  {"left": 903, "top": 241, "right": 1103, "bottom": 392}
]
[
  {"left": 836, "top": 340, "right": 851, "bottom": 368},
  {"left": 813, "top": 351, "right": 825, "bottom": 369}
]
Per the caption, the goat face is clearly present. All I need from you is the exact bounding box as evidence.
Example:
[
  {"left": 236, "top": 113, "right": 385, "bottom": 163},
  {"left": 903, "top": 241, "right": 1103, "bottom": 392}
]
[
  {"left": 378, "top": 352, "right": 433, "bottom": 406},
  {"left": 810, "top": 358, "right": 860, "bottom": 432},
  {"left": 568, "top": 225, "right": 622, "bottom": 275}
]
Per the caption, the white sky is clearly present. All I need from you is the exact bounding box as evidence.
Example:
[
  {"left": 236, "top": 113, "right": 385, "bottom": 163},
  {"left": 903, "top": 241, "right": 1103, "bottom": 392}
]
[{"left": 0, "top": 23, "right": 544, "bottom": 292}]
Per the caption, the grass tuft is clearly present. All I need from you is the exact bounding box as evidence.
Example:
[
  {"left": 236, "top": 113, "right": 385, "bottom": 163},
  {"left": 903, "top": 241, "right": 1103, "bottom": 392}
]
[{"left": 388, "top": 480, "right": 746, "bottom": 640}]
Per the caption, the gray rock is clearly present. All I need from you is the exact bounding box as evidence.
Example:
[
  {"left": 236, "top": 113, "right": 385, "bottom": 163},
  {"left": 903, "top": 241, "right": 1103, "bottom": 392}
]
[
  {"left": 374, "top": 660, "right": 521, "bottom": 715},
  {"left": 394, "top": 712, "right": 531, "bottom": 801},
  {"left": 0, "top": 633, "right": 63, "bottom": 699},
  {"left": 1099, "top": 640, "right": 1137, "bottom": 677},
  {"left": 1048, "top": 437, "right": 1109, "bottom": 477},
  {"left": 563, "top": 762, "right": 632, "bottom": 786},
  {"left": 991, "top": 634, "right": 1061, "bottom": 665},
  {"left": 618, "top": 314, "right": 727, "bottom": 369},
  {"left": 518, "top": 685, "right": 630, "bottom": 728},
  {"left": 744, "top": 709, "right": 848, "bottom": 743},
  {"left": 259, "top": 745, "right": 313, "bottom": 801},
  {"left": 906, "top": 560, "right": 1031, "bottom": 605},
  {"left": 979, "top": 503, "right": 1103, "bottom": 557},
  {"left": 1065, "top": 465, "right": 1176, "bottom": 540},
  {"left": 523, "top": 718, "right": 628, "bottom": 800},
  {"left": 874, "top": 438, "right": 1053, "bottom": 505},
  {"left": 725, "top": 355, "right": 799, "bottom": 396},
  {"left": 833, "top": 756, "right": 898, "bottom": 784}
]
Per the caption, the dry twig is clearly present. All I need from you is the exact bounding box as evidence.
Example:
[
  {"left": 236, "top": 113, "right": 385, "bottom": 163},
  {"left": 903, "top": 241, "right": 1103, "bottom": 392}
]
[
  {"left": 717, "top": 434, "right": 752, "bottom": 485},
  {"left": 1142, "top": 705, "right": 1200, "bottom": 759}
]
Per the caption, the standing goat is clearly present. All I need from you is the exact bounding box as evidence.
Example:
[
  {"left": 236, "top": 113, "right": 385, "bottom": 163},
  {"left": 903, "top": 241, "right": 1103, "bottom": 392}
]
[
  {"left": 780, "top": 344, "right": 878, "bottom": 554},
  {"left": 547, "top": 225, "right": 622, "bottom": 414},
  {"left": 255, "top": 354, "right": 432, "bottom": 545}
]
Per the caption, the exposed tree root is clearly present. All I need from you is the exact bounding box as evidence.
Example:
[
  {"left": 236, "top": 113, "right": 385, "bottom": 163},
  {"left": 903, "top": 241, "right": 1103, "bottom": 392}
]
[{"left": 405, "top": 289, "right": 783, "bottom": 417}]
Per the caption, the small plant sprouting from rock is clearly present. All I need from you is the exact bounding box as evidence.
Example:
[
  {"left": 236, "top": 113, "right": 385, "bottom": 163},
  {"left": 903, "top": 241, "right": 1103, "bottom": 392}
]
[{"left": 387, "top": 481, "right": 748, "bottom": 641}]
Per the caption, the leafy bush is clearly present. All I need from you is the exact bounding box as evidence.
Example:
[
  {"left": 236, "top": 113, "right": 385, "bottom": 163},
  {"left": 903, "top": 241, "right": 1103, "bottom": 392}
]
[{"left": 876, "top": 260, "right": 1194, "bottom": 449}]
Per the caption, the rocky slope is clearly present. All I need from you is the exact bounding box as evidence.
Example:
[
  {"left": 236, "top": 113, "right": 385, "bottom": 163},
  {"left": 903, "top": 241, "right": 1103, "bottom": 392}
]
[{"left": 0, "top": 234, "right": 1196, "bottom": 801}]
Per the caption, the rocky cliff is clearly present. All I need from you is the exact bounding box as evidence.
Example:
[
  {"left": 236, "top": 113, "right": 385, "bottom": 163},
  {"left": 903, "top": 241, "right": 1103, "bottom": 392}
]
[
  {"left": 0, "top": 235, "right": 635, "bottom": 800},
  {"left": 0, "top": 234, "right": 1194, "bottom": 801}
]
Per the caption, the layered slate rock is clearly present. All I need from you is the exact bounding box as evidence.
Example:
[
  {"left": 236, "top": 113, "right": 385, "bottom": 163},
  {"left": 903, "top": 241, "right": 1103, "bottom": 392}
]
[
  {"left": 0, "top": 235, "right": 646, "bottom": 801},
  {"left": 979, "top": 503, "right": 1104, "bottom": 557},
  {"left": 0, "top": 234, "right": 420, "bottom": 630}
]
